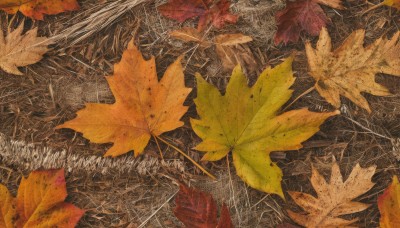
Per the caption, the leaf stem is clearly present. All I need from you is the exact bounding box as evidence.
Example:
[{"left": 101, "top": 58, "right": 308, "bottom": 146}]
[
  {"left": 283, "top": 86, "right": 315, "bottom": 111},
  {"left": 154, "top": 135, "right": 216, "bottom": 180},
  {"left": 153, "top": 135, "right": 163, "bottom": 159}
]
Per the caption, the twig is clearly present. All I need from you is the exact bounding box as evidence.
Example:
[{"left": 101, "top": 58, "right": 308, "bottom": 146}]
[
  {"left": 137, "top": 189, "right": 179, "bottom": 228},
  {"left": 155, "top": 135, "right": 216, "bottom": 179}
]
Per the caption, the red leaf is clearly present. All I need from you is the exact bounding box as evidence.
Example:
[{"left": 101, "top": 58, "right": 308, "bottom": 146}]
[
  {"left": 274, "top": 0, "right": 329, "bottom": 45},
  {"left": 158, "top": 0, "right": 238, "bottom": 31},
  {"left": 174, "top": 184, "right": 234, "bottom": 228}
]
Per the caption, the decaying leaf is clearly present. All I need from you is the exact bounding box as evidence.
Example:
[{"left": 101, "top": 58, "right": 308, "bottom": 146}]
[
  {"left": 191, "top": 56, "right": 338, "bottom": 197},
  {"left": 158, "top": 0, "right": 238, "bottom": 31},
  {"left": 0, "top": 169, "right": 84, "bottom": 227},
  {"left": 170, "top": 28, "right": 256, "bottom": 72},
  {"left": 274, "top": 0, "right": 344, "bottom": 45},
  {"left": 214, "top": 33, "right": 257, "bottom": 73},
  {"left": 0, "top": 21, "right": 51, "bottom": 75},
  {"left": 378, "top": 175, "right": 400, "bottom": 228},
  {"left": 174, "top": 184, "right": 233, "bottom": 228},
  {"left": 306, "top": 27, "right": 400, "bottom": 113},
  {"left": 57, "top": 40, "right": 192, "bottom": 157},
  {"left": 169, "top": 27, "right": 212, "bottom": 48},
  {"left": 0, "top": 0, "right": 79, "bottom": 20},
  {"left": 287, "top": 162, "right": 376, "bottom": 227}
]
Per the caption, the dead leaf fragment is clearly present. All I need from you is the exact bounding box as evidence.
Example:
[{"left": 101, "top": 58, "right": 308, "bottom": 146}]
[
  {"left": 0, "top": 21, "right": 50, "bottom": 75},
  {"left": 169, "top": 27, "right": 212, "bottom": 48},
  {"left": 0, "top": 0, "right": 79, "bottom": 20},
  {"left": 306, "top": 27, "right": 400, "bottom": 112},
  {"left": 170, "top": 28, "right": 256, "bottom": 73},
  {"left": 57, "top": 40, "right": 192, "bottom": 157},
  {"left": 378, "top": 175, "right": 400, "bottom": 228},
  {"left": 288, "top": 162, "right": 376, "bottom": 227},
  {"left": 174, "top": 184, "right": 233, "bottom": 228},
  {"left": 158, "top": 0, "right": 238, "bottom": 31},
  {"left": 274, "top": 0, "right": 344, "bottom": 45},
  {"left": 0, "top": 169, "right": 84, "bottom": 227}
]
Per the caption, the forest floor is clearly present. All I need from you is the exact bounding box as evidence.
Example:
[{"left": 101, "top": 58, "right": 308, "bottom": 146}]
[{"left": 0, "top": 0, "right": 400, "bottom": 227}]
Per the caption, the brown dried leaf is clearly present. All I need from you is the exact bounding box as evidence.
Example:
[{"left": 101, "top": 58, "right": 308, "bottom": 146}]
[
  {"left": 288, "top": 161, "right": 376, "bottom": 227},
  {"left": 306, "top": 27, "right": 400, "bottom": 112},
  {"left": 0, "top": 21, "right": 50, "bottom": 75}
]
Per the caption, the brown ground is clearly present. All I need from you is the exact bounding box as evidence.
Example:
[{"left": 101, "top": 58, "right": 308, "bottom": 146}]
[{"left": 0, "top": 0, "right": 400, "bottom": 227}]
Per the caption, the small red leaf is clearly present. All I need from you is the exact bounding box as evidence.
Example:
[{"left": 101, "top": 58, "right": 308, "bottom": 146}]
[
  {"left": 158, "top": 0, "right": 238, "bottom": 31},
  {"left": 274, "top": 0, "right": 329, "bottom": 45},
  {"left": 174, "top": 184, "right": 233, "bottom": 228}
]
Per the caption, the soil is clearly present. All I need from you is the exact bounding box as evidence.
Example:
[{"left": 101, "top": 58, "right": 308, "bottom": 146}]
[{"left": 0, "top": 0, "right": 399, "bottom": 227}]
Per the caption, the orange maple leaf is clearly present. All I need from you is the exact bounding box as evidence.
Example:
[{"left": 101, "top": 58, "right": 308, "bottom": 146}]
[
  {"left": 0, "top": 169, "right": 84, "bottom": 227},
  {"left": 0, "top": 0, "right": 79, "bottom": 20},
  {"left": 56, "top": 40, "right": 192, "bottom": 157},
  {"left": 378, "top": 175, "right": 400, "bottom": 228}
]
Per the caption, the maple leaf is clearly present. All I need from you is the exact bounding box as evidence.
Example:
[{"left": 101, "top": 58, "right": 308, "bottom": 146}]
[
  {"left": 158, "top": 0, "right": 238, "bottom": 31},
  {"left": 287, "top": 162, "right": 376, "bottom": 227},
  {"left": 0, "top": 0, "right": 79, "bottom": 20},
  {"left": 274, "top": 0, "right": 344, "bottom": 45},
  {"left": 191, "top": 56, "right": 338, "bottom": 197},
  {"left": 174, "top": 184, "right": 233, "bottom": 228},
  {"left": 0, "top": 169, "right": 84, "bottom": 227},
  {"left": 378, "top": 175, "right": 400, "bottom": 228},
  {"left": 170, "top": 28, "right": 256, "bottom": 72},
  {"left": 306, "top": 27, "right": 400, "bottom": 113},
  {"left": 56, "top": 40, "right": 192, "bottom": 157},
  {"left": 0, "top": 21, "right": 50, "bottom": 75}
]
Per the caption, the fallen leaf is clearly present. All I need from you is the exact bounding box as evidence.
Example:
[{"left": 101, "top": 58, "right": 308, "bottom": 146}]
[
  {"left": 158, "top": 0, "right": 238, "bottom": 31},
  {"left": 378, "top": 175, "right": 400, "bottom": 228},
  {"left": 0, "top": 169, "right": 84, "bottom": 227},
  {"left": 169, "top": 27, "right": 212, "bottom": 48},
  {"left": 0, "top": 21, "right": 51, "bottom": 75},
  {"left": 287, "top": 162, "right": 376, "bottom": 227},
  {"left": 306, "top": 27, "right": 400, "bottom": 113},
  {"left": 174, "top": 184, "right": 233, "bottom": 228},
  {"left": 0, "top": 0, "right": 79, "bottom": 20},
  {"left": 274, "top": 0, "right": 344, "bottom": 45},
  {"left": 191, "top": 56, "right": 338, "bottom": 197},
  {"left": 170, "top": 29, "right": 256, "bottom": 72},
  {"left": 57, "top": 40, "right": 191, "bottom": 157},
  {"left": 214, "top": 34, "right": 257, "bottom": 73}
]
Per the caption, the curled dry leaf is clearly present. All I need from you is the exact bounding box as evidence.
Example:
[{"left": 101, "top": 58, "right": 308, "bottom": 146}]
[
  {"left": 0, "top": 0, "right": 79, "bottom": 20},
  {"left": 158, "top": 0, "right": 238, "bottom": 31},
  {"left": 274, "top": 0, "right": 344, "bottom": 45},
  {"left": 174, "top": 184, "right": 233, "bottom": 228},
  {"left": 191, "top": 56, "right": 338, "bottom": 197},
  {"left": 0, "top": 169, "right": 84, "bottom": 227},
  {"left": 0, "top": 21, "right": 51, "bottom": 75},
  {"left": 288, "top": 162, "right": 376, "bottom": 227},
  {"left": 57, "top": 40, "right": 192, "bottom": 157},
  {"left": 378, "top": 175, "right": 400, "bottom": 228},
  {"left": 169, "top": 27, "right": 212, "bottom": 48},
  {"left": 170, "top": 28, "right": 256, "bottom": 72},
  {"left": 306, "top": 27, "right": 400, "bottom": 113},
  {"left": 214, "top": 33, "right": 257, "bottom": 73}
]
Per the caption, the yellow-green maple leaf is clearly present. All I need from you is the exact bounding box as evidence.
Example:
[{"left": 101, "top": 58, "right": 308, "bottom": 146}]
[{"left": 191, "top": 56, "right": 338, "bottom": 197}]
